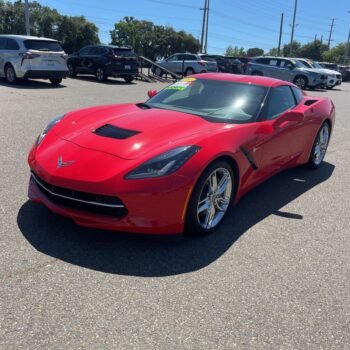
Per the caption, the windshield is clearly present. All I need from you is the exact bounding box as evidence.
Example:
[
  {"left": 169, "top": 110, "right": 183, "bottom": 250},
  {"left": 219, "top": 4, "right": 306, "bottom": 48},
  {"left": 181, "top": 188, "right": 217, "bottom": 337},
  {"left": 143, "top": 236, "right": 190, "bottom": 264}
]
[
  {"left": 147, "top": 78, "right": 268, "bottom": 123},
  {"left": 300, "top": 59, "right": 322, "bottom": 69},
  {"left": 24, "top": 40, "right": 63, "bottom": 52},
  {"left": 292, "top": 59, "right": 308, "bottom": 68}
]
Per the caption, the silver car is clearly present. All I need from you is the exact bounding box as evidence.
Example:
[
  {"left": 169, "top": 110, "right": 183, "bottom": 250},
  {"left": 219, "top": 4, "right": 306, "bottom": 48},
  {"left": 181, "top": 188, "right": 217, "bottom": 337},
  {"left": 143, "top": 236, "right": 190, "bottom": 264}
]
[
  {"left": 154, "top": 53, "right": 218, "bottom": 76},
  {"left": 0, "top": 35, "right": 69, "bottom": 85},
  {"left": 246, "top": 56, "right": 327, "bottom": 89},
  {"left": 297, "top": 58, "right": 342, "bottom": 89}
]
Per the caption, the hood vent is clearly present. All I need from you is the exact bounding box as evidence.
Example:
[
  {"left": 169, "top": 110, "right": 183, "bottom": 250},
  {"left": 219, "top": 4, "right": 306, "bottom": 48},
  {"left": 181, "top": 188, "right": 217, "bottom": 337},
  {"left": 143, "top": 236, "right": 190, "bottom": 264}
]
[{"left": 93, "top": 124, "right": 140, "bottom": 140}]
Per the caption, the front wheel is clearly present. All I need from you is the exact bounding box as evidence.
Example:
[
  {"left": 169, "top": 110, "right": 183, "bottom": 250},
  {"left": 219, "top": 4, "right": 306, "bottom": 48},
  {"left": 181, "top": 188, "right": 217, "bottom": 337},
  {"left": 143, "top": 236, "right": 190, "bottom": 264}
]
[
  {"left": 67, "top": 63, "right": 77, "bottom": 77},
  {"left": 49, "top": 78, "right": 62, "bottom": 86},
  {"left": 124, "top": 76, "right": 134, "bottom": 83},
  {"left": 307, "top": 122, "right": 330, "bottom": 169},
  {"left": 293, "top": 75, "right": 308, "bottom": 89},
  {"left": 95, "top": 67, "right": 107, "bottom": 82},
  {"left": 186, "top": 161, "right": 234, "bottom": 236}
]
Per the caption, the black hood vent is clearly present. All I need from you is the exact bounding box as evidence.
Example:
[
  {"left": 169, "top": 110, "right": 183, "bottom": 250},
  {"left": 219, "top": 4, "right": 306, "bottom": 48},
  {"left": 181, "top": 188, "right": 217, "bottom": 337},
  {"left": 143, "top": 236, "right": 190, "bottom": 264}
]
[{"left": 93, "top": 124, "right": 140, "bottom": 139}]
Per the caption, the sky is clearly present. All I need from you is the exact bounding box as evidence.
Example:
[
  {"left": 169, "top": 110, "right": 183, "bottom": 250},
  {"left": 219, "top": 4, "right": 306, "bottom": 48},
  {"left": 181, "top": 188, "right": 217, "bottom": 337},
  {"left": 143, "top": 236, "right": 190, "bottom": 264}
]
[{"left": 38, "top": 0, "right": 350, "bottom": 54}]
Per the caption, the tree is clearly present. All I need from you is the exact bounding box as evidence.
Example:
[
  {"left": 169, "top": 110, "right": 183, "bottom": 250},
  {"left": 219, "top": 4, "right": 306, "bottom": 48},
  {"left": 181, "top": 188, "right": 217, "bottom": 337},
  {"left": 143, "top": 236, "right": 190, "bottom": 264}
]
[
  {"left": 298, "top": 40, "right": 328, "bottom": 61},
  {"left": 110, "top": 17, "right": 200, "bottom": 60},
  {"left": 246, "top": 47, "right": 264, "bottom": 57},
  {"left": 0, "top": 0, "right": 99, "bottom": 53},
  {"left": 322, "top": 43, "right": 346, "bottom": 64},
  {"left": 267, "top": 47, "right": 278, "bottom": 56},
  {"left": 282, "top": 40, "right": 301, "bottom": 57},
  {"left": 225, "top": 45, "right": 246, "bottom": 56}
]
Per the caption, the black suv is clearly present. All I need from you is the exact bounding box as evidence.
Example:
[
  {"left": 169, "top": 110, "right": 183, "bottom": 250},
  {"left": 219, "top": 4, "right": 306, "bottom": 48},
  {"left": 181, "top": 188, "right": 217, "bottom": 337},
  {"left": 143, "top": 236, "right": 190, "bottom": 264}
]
[
  {"left": 199, "top": 54, "right": 243, "bottom": 74},
  {"left": 67, "top": 45, "right": 139, "bottom": 83}
]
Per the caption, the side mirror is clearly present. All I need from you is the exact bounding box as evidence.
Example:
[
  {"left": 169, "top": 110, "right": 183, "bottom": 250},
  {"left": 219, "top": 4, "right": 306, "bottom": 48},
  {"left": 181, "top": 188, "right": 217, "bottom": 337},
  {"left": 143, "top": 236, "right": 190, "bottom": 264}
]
[{"left": 147, "top": 90, "right": 157, "bottom": 98}]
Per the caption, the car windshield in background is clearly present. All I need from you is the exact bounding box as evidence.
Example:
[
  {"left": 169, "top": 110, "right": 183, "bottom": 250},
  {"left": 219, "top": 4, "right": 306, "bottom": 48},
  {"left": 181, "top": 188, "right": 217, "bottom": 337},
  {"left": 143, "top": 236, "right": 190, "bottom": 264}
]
[
  {"left": 113, "top": 49, "right": 137, "bottom": 57},
  {"left": 292, "top": 60, "right": 308, "bottom": 68},
  {"left": 147, "top": 78, "right": 267, "bottom": 123},
  {"left": 24, "top": 40, "right": 63, "bottom": 52}
]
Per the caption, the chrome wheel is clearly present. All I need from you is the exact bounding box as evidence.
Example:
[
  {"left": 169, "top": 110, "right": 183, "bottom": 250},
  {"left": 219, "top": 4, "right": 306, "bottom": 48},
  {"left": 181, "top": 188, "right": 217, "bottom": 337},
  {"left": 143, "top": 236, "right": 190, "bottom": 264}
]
[
  {"left": 197, "top": 168, "right": 232, "bottom": 230},
  {"left": 313, "top": 124, "right": 329, "bottom": 166},
  {"left": 96, "top": 67, "right": 105, "bottom": 81},
  {"left": 294, "top": 76, "right": 307, "bottom": 89},
  {"left": 6, "top": 66, "right": 16, "bottom": 83}
]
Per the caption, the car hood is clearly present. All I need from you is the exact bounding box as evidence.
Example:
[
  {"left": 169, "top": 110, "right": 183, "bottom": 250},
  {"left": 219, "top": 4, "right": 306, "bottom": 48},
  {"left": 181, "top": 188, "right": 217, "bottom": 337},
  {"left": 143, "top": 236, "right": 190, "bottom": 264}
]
[
  {"left": 55, "top": 104, "right": 224, "bottom": 159},
  {"left": 297, "top": 67, "right": 323, "bottom": 75},
  {"left": 307, "top": 68, "right": 339, "bottom": 76}
]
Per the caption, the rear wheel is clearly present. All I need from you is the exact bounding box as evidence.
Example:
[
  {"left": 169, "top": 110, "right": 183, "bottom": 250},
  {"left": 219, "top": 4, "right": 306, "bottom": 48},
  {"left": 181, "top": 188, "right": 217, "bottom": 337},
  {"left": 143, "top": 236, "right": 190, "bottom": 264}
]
[
  {"left": 5, "top": 64, "right": 17, "bottom": 84},
  {"left": 186, "top": 161, "right": 234, "bottom": 236},
  {"left": 185, "top": 68, "right": 195, "bottom": 76},
  {"left": 293, "top": 75, "right": 308, "bottom": 89},
  {"left": 124, "top": 76, "right": 134, "bottom": 83},
  {"left": 49, "top": 78, "right": 62, "bottom": 86},
  {"left": 154, "top": 67, "right": 163, "bottom": 76},
  {"left": 307, "top": 122, "right": 330, "bottom": 169},
  {"left": 67, "top": 63, "right": 77, "bottom": 77},
  {"left": 96, "top": 66, "right": 107, "bottom": 82}
]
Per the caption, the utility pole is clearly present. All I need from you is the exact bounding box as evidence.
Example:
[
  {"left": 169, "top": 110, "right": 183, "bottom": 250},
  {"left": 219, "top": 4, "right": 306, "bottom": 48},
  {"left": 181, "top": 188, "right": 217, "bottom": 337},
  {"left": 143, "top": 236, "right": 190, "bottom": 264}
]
[
  {"left": 320, "top": 35, "right": 323, "bottom": 44},
  {"left": 314, "top": 34, "right": 317, "bottom": 42},
  {"left": 289, "top": 0, "right": 298, "bottom": 56},
  {"left": 200, "top": 0, "right": 208, "bottom": 53},
  {"left": 204, "top": 0, "right": 210, "bottom": 53},
  {"left": 277, "top": 13, "right": 284, "bottom": 56},
  {"left": 344, "top": 29, "right": 350, "bottom": 64},
  {"left": 327, "top": 18, "right": 335, "bottom": 49},
  {"left": 25, "top": 0, "right": 30, "bottom": 35}
]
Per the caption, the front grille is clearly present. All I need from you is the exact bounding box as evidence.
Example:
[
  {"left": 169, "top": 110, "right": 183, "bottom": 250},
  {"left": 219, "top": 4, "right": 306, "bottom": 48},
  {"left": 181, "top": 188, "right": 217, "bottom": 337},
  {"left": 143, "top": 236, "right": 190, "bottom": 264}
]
[
  {"left": 93, "top": 124, "right": 140, "bottom": 140},
  {"left": 31, "top": 172, "right": 127, "bottom": 217}
]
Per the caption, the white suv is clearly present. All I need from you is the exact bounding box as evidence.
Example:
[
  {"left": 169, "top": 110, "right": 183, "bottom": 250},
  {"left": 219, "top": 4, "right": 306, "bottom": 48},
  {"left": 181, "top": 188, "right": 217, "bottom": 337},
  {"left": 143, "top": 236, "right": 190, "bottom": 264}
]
[{"left": 0, "top": 35, "right": 69, "bottom": 85}]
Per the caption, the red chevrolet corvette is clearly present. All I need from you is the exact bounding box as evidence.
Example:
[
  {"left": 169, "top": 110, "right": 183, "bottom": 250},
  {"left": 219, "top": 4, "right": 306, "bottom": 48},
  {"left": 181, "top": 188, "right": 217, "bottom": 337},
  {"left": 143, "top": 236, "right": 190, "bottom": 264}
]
[{"left": 28, "top": 74, "right": 335, "bottom": 235}]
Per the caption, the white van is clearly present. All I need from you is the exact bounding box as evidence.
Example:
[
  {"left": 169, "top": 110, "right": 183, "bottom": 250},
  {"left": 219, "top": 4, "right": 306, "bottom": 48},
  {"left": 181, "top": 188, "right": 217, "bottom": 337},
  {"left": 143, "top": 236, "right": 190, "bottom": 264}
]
[{"left": 0, "top": 35, "right": 69, "bottom": 85}]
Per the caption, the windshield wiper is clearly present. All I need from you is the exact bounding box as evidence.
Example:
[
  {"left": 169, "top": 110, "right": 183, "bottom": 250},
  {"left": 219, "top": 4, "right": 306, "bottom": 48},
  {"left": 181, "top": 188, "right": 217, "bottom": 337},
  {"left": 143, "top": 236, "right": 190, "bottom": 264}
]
[{"left": 136, "top": 103, "right": 152, "bottom": 110}]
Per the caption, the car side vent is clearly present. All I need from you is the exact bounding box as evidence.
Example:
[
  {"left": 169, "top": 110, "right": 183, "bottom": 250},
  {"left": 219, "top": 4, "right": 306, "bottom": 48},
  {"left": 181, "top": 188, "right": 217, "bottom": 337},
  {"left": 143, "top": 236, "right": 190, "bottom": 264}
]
[
  {"left": 304, "top": 99, "right": 318, "bottom": 106},
  {"left": 93, "top": 124, "right": 140, "bottom": 139}
]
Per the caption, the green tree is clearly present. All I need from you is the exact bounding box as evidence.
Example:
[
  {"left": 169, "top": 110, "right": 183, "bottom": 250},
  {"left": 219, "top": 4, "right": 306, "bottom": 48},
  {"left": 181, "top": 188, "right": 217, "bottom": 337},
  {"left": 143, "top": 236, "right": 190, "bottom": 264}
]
[
  {"left": 110, "top": 17, "right": 200, "bottom": 60},
  {"left": 246, "top": 47, "right": 264, "bottom": 57},
  {"left": 298, "top": 40, "right": 328, "bottom": 61},
  {"left": 267, "top": 47, "right": 278, "bottom": 56},
  {"left": 322, "top": 43, "right": 346, "bottom": 64},
  {"left": 225, "top": 45, "right": 246, "bottom": 56},
  {"left": 282, "top": 40, "right": 301, "bottom": 57},
  {"left": 0, "top": 0, "right": 99, "bottom": 53}
]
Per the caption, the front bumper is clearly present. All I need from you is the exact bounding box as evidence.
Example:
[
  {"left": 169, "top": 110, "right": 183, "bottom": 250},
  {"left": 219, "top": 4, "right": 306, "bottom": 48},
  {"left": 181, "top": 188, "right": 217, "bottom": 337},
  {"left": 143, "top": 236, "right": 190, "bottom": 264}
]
[
  {"left": 23, "top": 70, "right": 69, "bottom": 79},
  {"left": 308, "top": 76, "right": 328, "bottom": 88}
]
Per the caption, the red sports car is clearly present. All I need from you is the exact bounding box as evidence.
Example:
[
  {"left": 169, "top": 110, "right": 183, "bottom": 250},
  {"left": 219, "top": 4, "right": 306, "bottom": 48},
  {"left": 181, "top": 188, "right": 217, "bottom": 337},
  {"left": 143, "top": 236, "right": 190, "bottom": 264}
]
[{"left": 28, "top": 74, "right": 335, "bottom": 236}]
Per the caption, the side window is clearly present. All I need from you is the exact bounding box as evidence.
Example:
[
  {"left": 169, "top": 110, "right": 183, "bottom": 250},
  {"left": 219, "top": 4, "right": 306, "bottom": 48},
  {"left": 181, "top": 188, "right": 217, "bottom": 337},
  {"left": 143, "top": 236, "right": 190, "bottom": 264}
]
[
  {"left": 0, "top": 38, "right": 6, "bottom": 49},
  {"left": 269, "top": 59, "right": 278, "bottom": 66},
  {"left": 167, "top": 55, "right": 178, "bottom": 61},
  {"left": 279, "top": 60, "right": 286, "bottom": 67},
  {"left": 291, "top": 86, "right": 304, "bottom": 104},
  {"left": 285, "top": 60, "right": 294, "bottom": 68},
  {"left": 79, "top": 47, "right": 92, "bottom": 56},
  {"left": 6, "top": 39, "right": 19, "bottom": 50},
  {"left": 256, "top": 58, "right": 269, "bottom": 65},
  {"left": 266, "top": 86, "right": 296, "bottom": 120},
  {"left": 185, "top": 55, "right": 197, "bottom": 61}
]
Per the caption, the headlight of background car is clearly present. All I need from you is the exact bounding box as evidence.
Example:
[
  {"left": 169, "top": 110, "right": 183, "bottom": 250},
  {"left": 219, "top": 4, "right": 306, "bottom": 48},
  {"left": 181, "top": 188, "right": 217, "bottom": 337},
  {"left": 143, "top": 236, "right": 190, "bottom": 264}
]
[
  {"left": 36, "top": 115, "right": 64, "bottom": 146},
  {"left": 126, "top": 146, "right": 200, "bottom": 179}
]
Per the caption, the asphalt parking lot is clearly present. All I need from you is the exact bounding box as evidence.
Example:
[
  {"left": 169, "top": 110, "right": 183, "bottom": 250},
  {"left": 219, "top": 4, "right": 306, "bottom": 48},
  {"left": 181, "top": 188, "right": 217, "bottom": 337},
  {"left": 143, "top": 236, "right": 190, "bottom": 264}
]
[{"left": 0, "top": 76, "right": 349, "bottom": 349}]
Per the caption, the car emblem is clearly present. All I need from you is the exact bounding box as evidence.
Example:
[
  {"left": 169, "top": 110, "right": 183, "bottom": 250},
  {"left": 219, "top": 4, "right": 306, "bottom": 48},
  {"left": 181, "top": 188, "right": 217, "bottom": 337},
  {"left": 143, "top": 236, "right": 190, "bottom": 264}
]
[{"left": 57, "top": 156, "right": 74, "bottom": 168}]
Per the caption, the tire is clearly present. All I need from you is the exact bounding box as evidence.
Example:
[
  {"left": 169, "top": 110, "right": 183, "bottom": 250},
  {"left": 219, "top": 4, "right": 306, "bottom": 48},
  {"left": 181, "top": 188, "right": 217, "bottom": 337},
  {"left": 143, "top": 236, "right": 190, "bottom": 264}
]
[
  {"left": 327, "top": 85, "right": 334, "bottom": 89},
  {"left": 95, "top": 66, "right": 107, "bottom": 82},
  {"left": 185, "top": 161, "right": 235, "bottom": 236},
  {"left": 154, "top": 67, "right": 163, "bottom": 77},
  {"left": 307, "top": 122, "right": 330, "bottom": 169},
  {"left": 67, "top": 63, "right": 77, "bottom": 77},
  {"left": 49, "top": 78, "right": 62, "bottom": 86},
  {"left": 251, "top": 70, "right": 263, "bottom": 76},
  {"left": 5, "top": 64, "right": 17, "bottom": 84},
  {"left": 124, "top": 76, "right": 134, "bottom": 83},
  {"left": 185, "top": 68, "right": 195, "bottom": 76},
  {"left": 293, "top": 75, "right": 308, "bottom": 89}
]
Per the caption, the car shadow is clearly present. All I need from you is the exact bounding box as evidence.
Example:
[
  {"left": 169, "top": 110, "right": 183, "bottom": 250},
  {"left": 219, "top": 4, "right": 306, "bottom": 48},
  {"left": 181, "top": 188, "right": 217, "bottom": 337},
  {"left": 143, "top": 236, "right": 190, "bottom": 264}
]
[
  {"left": 71, "top": 76, "right": 137, "bottom": 85},
  {"left": 0, "top": 78, "right": 66, "bottom": 89},
  {"left": 17, "top": 162, "right": 335, "bottom": 277}
]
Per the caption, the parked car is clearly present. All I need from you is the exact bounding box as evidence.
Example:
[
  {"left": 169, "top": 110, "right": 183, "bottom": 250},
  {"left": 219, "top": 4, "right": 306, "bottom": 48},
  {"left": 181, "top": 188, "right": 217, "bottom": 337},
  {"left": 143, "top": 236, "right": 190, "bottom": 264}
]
[
  {"left": 319, "top": 62, "right": 339, "bottom": 71},
  {"left": 338, "top": 65, "right": 350, "bottom": 81},
  {"left": 0, "top": 35, "right": 68, "bottom": 85},
  {"left": 234, "top": 56, "right": 252, "bottom": 72},
  {"left": 67, "top": 45, "right": 139, "bottom": 83},
  {"left": 246, "top": 56, "right": 327, "bottom": 89},
  {"left": 296, "top": 58, "right": 342, "bottom": 89},
  {"left": 28, "top": 74, "right": 334, "bottom": 236},
  {"left": 154, "top": 53, "right": 217, "bottom": 76},
  {"left": 198, "top": 54, "right": 243, "bottom": 74}
]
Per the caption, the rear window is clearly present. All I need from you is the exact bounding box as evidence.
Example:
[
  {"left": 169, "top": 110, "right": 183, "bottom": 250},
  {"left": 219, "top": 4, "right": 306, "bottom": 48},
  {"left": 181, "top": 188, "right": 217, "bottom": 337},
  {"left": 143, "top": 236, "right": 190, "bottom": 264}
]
[
  {"left": 24, "top": 40, "right": 63, "bottom": 52},
  {"left": 112, "top": 49, "right": 136, "bottom": 57}
]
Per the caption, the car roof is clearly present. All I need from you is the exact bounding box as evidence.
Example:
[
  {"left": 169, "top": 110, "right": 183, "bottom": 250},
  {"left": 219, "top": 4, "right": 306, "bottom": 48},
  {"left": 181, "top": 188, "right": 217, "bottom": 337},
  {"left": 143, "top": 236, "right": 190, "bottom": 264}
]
[
  {"left": 0, "top": 34, "right": 58, "bottom": 42},
  {"left": 194, "top": 73, "right": 294, "bottom": 88}
]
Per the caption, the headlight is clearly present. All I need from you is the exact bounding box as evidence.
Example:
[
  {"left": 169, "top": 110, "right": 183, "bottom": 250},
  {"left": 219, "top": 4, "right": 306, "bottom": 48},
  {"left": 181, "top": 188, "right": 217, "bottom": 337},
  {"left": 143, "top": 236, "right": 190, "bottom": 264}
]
[
  {"left": 125, "top": 146, "right": 200, "bottom": 179},
  {"left": 36, "top": 115, "right": 64, "bottom": 146}
]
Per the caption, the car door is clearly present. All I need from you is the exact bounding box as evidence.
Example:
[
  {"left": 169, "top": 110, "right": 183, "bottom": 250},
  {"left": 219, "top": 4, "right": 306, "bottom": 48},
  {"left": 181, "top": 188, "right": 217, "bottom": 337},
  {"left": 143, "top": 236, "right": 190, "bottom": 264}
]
[
  {"left": 164, "top": 54, "right": 180, "bottom": 73},
  {"left": 0, "top": 38, "right": 6, "bottom": 76},
  {"left": 258, "top": 85, "right": 304, "bottom": 174},
  {"left": 75, "top": 47, "right": 93, "bottom": 73},
  {"left": 277, "top": 59, "right": 295, "bottom": 82},
  {"left": 266, "top": 58, "right": 280, "bottom": 78}
]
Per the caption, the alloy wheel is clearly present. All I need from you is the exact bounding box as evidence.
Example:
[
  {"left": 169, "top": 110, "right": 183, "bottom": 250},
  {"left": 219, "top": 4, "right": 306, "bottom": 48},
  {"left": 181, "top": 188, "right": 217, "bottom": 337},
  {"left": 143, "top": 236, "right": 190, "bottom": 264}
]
[{"left": 313, "top": 124, "right": 329, "bottom": 166}]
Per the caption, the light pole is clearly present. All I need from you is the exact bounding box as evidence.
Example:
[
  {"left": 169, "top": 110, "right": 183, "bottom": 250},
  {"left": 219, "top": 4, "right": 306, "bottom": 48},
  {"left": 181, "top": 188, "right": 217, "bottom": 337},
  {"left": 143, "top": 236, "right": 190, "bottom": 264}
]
[
  {"left": 344, "top": 11, "right": 350, "bottom": 64},
  {"left": 25, "top": 0, "right": 30, "bottom": 35},
  {"left": 289, "top": 0, "right": 298, "bottom": 56}
]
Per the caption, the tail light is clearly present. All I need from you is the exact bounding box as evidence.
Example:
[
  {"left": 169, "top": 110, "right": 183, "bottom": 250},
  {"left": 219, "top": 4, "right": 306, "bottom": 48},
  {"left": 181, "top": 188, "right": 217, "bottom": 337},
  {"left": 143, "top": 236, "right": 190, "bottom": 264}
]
[
  {"left": 198, "top": 61, "right": 207, "bottom": 66},
  {"left": 19, "top": 52, "right": 40, "bottom": 59}
]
